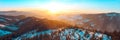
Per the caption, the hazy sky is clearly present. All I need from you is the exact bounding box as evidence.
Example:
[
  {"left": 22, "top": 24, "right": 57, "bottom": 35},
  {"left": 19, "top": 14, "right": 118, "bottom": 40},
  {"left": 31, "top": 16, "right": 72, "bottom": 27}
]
[{"left": 0, "top": 0, "right": 120, "bottom": 13}]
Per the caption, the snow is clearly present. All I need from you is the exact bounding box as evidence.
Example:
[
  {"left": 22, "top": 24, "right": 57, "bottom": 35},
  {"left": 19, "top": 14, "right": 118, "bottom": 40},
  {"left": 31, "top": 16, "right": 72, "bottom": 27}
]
[
  {"left": 14, "top": 30, "right": 38, "bottom": 40},
  {"left": 14, "top": 29, "right": 54, "bottom": 40},
  {"left": 106, "top": 13, "right": 117, "bottom": 17},
  {"left": 0, "top": 19, "right": 7, "bottom": 22},
  {"left": 106, "top": 13, "right": 117, "bottom": 20},
  {"left": 13, "top": 28, "right": 111, "bottom": 40},
  {"left": 0, "top": 24, "right": 5, "bottom": 28},
  {"left": 0, "top": 30, "right": 12, "bottom": 37},
  {"left": 84, "top": 33, "right": 93, "bottom": 40},
  {"left": 4, "top": 25, "right": 18, "bottom": 31},
  {"left": 60, "top": 35, "right": 66, "bottom": 40},
  {"left": 102, "top": 34, "right": 111, "bottom": 40},
  {"left": 94, "top": 32, "right": 103, "bottom": 39}
]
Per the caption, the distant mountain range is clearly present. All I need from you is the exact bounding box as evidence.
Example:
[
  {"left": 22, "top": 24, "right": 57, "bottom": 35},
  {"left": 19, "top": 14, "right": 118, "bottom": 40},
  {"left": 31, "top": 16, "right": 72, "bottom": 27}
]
[
  {"left": 57, "top": 12, "right": 120, "bottom": 32},
  {"left": 0, "top": 11, "right": 120, "bottom": 40},
  {"left": 0, "top": 11, "right": 28, "bottom": 16},
  {"left": 0, "top": 11, "right": 50, "bottom": 17}
]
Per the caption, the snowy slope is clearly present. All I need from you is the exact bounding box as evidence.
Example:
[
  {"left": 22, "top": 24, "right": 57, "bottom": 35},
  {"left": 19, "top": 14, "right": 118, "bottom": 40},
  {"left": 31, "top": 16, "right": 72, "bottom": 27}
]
[{"left": 0, "top": 12, "right": 120, "bottom": 40}]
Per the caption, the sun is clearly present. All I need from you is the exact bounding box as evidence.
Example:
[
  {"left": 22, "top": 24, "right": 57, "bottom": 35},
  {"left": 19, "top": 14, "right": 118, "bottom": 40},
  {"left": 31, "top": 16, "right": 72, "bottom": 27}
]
[
  {"left": 40, "top": 2, "right": 68, "bottom": 14},
  {"left": 46, "top": 3, "right": 61, "bottom": 13}
]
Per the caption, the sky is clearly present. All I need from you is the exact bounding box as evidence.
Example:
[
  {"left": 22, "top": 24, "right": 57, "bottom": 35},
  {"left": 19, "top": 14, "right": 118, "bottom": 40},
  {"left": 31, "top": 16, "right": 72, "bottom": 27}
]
[{"left": 0, "top": 0, "right": 120, "bottom": 13}]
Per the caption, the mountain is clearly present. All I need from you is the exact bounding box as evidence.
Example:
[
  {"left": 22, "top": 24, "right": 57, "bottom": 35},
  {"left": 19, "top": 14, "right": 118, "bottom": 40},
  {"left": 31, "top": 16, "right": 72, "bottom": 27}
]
[
  {"left": 0, "top": 16, "right": 71, "bottom": 39},
  {"left": 0, "top": 11, "right": 50, "bottom": 18},
  {"left": 0, "top": 11, "right": 27, "bottom": 16},
  {"left": 57, "top": 12, "right": 120, "bottom": 32},
  {"left": 0, "top": 12, "right": 120, "bottom": 40}
]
